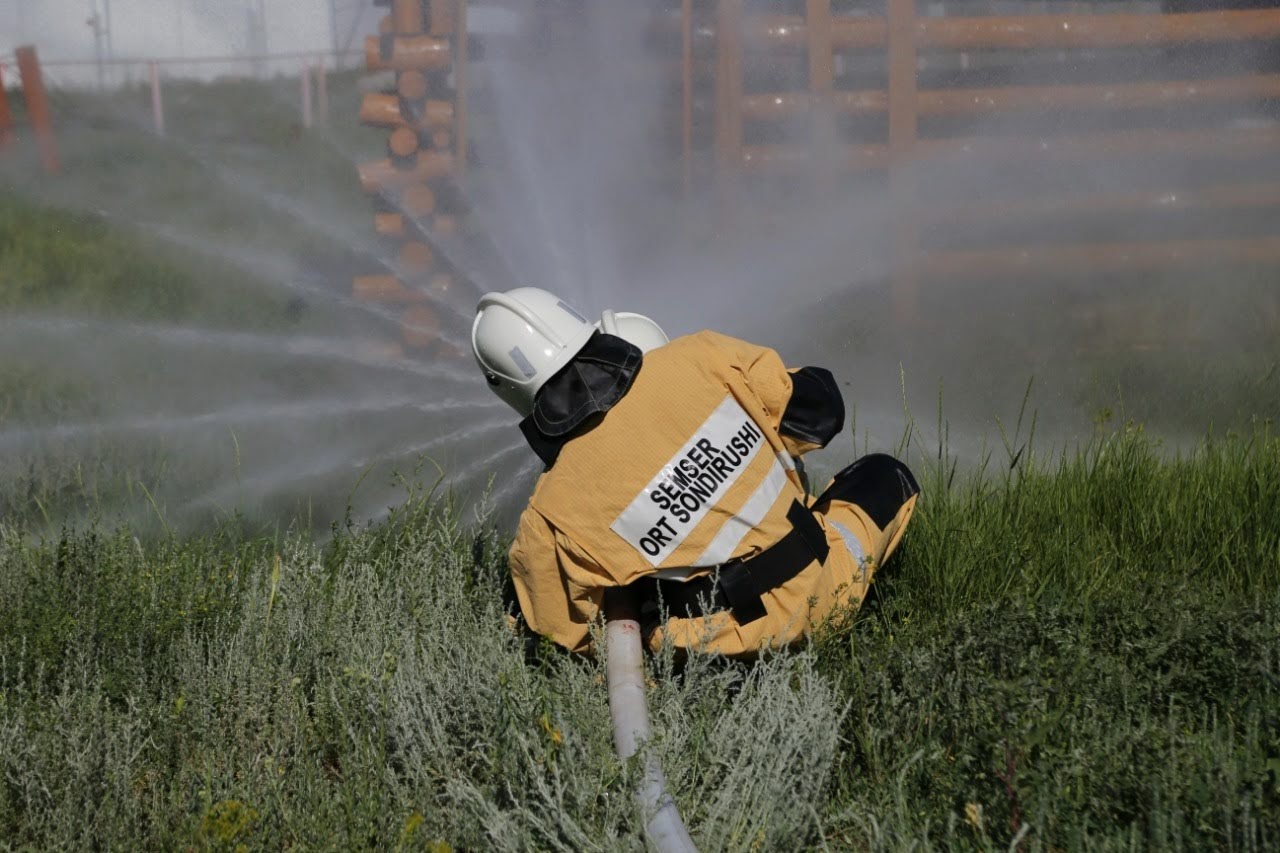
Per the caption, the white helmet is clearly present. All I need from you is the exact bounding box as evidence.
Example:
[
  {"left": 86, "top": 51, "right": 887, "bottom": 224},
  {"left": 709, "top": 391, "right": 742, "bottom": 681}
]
[
  {"left": 598, "top": 309, "right": 669, "bottom": 353},
  {"left": 471, "top": 288, "right": 597, "bottom": 416}
]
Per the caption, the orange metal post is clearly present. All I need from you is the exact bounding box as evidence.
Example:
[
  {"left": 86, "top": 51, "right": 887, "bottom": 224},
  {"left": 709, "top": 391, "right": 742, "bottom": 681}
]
[
  {"left": 0, "top": 63, "right": 14, "bottom": 150},
  {"left": 15, "top": 46, "right": 58, "bottom": 174},
  {"left": 887, "top": 0, "right": 918, "bottom": 326}
]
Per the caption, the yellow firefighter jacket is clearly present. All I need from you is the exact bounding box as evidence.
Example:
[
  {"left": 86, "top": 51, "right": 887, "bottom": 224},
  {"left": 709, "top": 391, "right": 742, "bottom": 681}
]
[{"left": 508, "top": 329, "right": 917, "bottom": 658}]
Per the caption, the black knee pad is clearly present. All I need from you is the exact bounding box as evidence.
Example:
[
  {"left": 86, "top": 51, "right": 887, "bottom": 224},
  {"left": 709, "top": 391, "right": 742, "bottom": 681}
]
[{"left": 814, "top": 453, "right": 920, "bottom": 529}]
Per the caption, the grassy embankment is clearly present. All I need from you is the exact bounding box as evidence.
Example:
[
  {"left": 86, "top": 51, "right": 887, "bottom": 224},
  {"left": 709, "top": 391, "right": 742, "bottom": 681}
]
[{"left": 2, "top": 423, "right": 1278, "bottom": 851}]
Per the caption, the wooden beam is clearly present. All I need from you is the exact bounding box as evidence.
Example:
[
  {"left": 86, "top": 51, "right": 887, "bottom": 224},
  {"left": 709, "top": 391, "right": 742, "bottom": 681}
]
[
  {"left": 920, "top": 237, "right": 1280, "bottom": 280},
  {"left": 736, "top": 10, "right": 1280, "bottom": 52}
]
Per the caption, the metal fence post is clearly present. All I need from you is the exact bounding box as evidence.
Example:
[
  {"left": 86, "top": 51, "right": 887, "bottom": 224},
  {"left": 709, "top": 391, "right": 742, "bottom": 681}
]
[
  {"left": 301, "top": 61, "right": 313, "bottom": 129},
  {"left": 15, "top": 46, "right": 58, "bottom": 174},
  {"left": 0, "top": 62, "right": 14, "bottom": 150},
  {"left": 149, "top": 62, "right": 165, "bottom": 135}
]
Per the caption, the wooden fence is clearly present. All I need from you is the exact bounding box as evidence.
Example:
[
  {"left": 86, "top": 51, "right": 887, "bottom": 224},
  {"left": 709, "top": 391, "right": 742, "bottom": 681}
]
[{"left": 664, "top": 3, "right": 1280, "bottom": 322}]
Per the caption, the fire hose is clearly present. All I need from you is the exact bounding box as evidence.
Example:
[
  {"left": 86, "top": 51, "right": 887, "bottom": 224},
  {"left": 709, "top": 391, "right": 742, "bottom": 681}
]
[{"left": 603, "top": 589, "right": 699, "bottom": 853}]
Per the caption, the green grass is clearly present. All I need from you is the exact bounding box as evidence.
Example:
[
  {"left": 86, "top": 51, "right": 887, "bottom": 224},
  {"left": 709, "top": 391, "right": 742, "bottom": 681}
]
[{"left": 2, "top": 426, "right": 1277, "bottom": 850}]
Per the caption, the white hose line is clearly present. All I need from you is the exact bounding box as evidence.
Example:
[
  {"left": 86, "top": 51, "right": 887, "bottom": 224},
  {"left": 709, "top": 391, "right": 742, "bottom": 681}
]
[{"left": 604, "top": 592, "right": 699, "bottom": 853}]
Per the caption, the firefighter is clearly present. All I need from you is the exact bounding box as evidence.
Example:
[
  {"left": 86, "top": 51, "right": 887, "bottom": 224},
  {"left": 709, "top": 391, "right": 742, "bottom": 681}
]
[{"left": 472, "top": 287, "right": 919, "bottom": 658}]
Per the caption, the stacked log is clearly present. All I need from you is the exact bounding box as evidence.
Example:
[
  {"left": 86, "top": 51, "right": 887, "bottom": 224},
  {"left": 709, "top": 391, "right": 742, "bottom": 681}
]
[{"left": 354, "top": 0, "right": 468, "bottom": 354}]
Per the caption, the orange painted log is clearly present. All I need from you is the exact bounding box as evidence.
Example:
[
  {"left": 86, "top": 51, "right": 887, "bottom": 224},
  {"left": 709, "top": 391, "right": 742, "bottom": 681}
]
[
  {"left": 358, "top": 151, "right": 454, "bottom": 193},
  {"left": 922, "top": 74, "right": 1280, "bottom": 116},
  {"left": 359, "top": 92, "right": 454, "bottom": 130},
  {"left": 433, "top": 214, "right": 460, "bottom": 236},
  {"left": 923, "top": 182, "right": 1280, "bottom": 227},
  {"left": 918, "top": 124, "right": 1280, "bottom": 163},
  {"left": 398, "top": 69, "right": 430, "bottom": 101},
  {"left": 0, "top": 65, "right": 14, "bottom": 150},
  {"left": 353, "top": 274, "right": 428, "bottom": 303},
  {"left": 740, "top": 125, "right": 1280, "bottom": 173},
  {"left": 735, "top": 10, "right": 1280, "bottom": 52},
  {"left": 393, "top": 0, "right": 425, "bottom": 35},
  {"left": 743, "top": 74, "right": 1280, "bottom": 122},
  {"left": 401, "top": 303, "right": 442, "bottom": 348},
  {"left": 741, "top": 142, "right": 889, "bottom": 173},
  {"left": 426, "top": 129, "right": 449, "bottom": 151},
  {"left": 388, "top": 126, "right": 421, "bottom": 160},
  {"left": 400, "top": 183, "right": 436, "bottom": 217},
  {"left": 15, "top": 46, "right": 58, "bottom": 174},
  {"left": 431, "top": 0, "right": 457, "bottom": 36},
  {"left": 365, "top": 34, "right": 452, "bottom": 73},
  {"left": 742, "top": 89, "right": 886, "bottom": 121},
  {"left": 374, "top": 212, "right": 406, "bottom": 237},
  {"left": 744, "top": 15, "right": 884, "bottom": 50},
  {"left": 398, "top": 241, "right": 435, "bottom": 274},
  {"left": 917, "top": 10, "right": 1280, "bottom": 51},
  {"left": 919, "top": 237, "right": 1280, "bottom": 280}
]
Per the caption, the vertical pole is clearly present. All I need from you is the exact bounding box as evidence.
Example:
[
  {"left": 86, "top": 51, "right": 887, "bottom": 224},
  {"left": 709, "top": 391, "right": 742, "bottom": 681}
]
[
  {"left": 328, "top": 0, "right": 341, "bottom": 67},
  {"left": 176, "top": 0, "right": 186, "bottom": 58},
  {"left": 0, "top": 64, "right": 14, "bottom": 150},
  {"left": 315, "top": 61, "right": 329, "bottom": 125},
  {"left": 150, "top": 62, "right": 165, "bottom": 135},
  {"left": 806, "top": 0, "right": 834, "bottom": 96},
  {"left": 681, "top": 0, "right": 693, "bottom": 196},
  {"left": 806, "top": 0, "right": 836, "bottom": 181},
  {"left": 103, "top": 0, "right": 115, "bottom": 87},
  {"left": 301, "top": 62, "right": 314, "bottom": 129},
  {"left": 455, "top": 0, "right": 469, "bottom": 179},
  {"left": 714, "top": 0, "right": 743, "bottom": 212},
  {"left": 431, "top": 0, "right": 457, "bottom": 36},
  {"left": 15, "top": 46, "right": 58, "bottom": 174},
  {"left": 887, "top": 0, "right": 918, "bottom": 327}
]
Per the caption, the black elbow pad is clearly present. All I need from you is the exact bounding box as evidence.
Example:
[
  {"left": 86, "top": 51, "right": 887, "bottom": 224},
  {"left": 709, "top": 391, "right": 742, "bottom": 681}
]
[{"left": 781, "top": 367, "right": 845, "bottom": 448}]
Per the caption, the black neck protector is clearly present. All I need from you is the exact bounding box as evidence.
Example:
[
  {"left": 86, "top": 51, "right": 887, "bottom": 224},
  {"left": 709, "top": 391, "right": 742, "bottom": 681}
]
[{"left": 519, "top": 332, "right": 642, "bottom": 469}]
